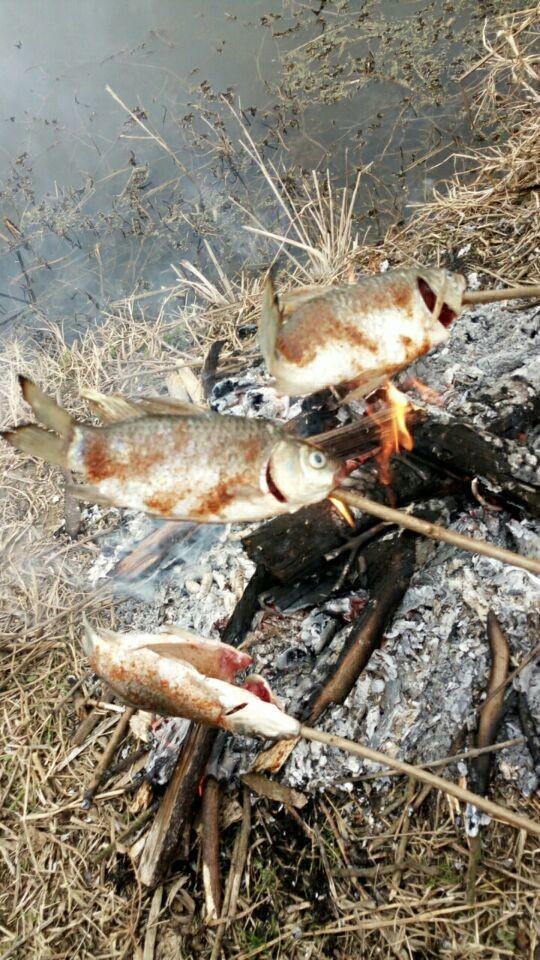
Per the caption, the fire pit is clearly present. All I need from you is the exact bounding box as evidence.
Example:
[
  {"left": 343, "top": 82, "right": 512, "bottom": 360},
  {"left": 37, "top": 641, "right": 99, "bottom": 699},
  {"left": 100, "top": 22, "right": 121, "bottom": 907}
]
[{"left": 89, "top": 292, "right": 539, "bottom": 855}]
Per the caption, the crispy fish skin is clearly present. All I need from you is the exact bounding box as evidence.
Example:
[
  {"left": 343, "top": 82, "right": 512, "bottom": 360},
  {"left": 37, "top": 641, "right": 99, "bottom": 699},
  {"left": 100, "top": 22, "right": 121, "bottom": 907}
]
[
  {"left": 1, "top": 377, "right": 341, "bottom": 522},
  {"left": 83, "top": 622, "right": 300, "bottom": 740},
  {"left": 260, "top": 267, "right": 466, "bottom": 397}
]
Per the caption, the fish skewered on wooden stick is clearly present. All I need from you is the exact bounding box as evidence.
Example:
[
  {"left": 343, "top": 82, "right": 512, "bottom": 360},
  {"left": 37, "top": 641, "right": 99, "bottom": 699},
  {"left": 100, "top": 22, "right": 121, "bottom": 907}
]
[
  {"left": 83, "top": 621, "right": 300, "bottom": 739},
  {"left": 1, "top": 376, "right": 342, "bottom": 522},
  {"left": 82, "top": 622, "right": 540, "bottom": 839},
  {"left": 260, "top": 268, "right": 540, "bottom": 398}
]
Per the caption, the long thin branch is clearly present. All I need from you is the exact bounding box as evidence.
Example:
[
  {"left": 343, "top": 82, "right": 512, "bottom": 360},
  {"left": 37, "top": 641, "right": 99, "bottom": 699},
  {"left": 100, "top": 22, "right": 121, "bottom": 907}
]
[
  {"left": 299, "top": 725, "right": 540, "bottom": 837},
  {"left": 462, "top": 284, "right": 540, "bottom": 305},
  {"left": 334, "top": 489, "right": 540, "bottom": 576}
]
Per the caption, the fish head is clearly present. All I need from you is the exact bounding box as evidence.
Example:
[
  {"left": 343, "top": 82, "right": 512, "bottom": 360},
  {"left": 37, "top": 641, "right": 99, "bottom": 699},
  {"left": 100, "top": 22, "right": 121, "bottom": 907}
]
[
  {"left": 265, "top": 438, "right": 341, "bottom": 507},
  {"left": 416, "top": 267, "right": 466, "bottom": 347}
]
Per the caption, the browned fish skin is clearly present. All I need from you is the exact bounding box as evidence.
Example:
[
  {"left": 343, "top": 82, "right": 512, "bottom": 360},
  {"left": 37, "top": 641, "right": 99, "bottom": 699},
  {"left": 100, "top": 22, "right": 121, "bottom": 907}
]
[
  {"left": 3, "top": 379, "right": 342, "bottom": 522},
  {"left": 70, "top": 414, "right": 282, "bottom": 520},
  {"left": 83, "top": 622, "right": 301, "bottom": 739},
  {"left": 261, "top": 267, "right": 466, "bottom": 397}
]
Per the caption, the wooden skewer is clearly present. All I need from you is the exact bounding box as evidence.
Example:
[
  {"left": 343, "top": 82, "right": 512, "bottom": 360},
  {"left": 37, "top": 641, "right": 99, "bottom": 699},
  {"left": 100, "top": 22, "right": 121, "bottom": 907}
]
[
  {"left": 333, "top": 489, "right": 540, "bottom": 576},
  {"left": 282, "top": 282, "right": 540, "bottom": 311},
  {"left": 299, "top": 725, "right": 540, "bottom": 838},
  {"left": 463, "top": 284, "right": 540, "bottom": 305}
]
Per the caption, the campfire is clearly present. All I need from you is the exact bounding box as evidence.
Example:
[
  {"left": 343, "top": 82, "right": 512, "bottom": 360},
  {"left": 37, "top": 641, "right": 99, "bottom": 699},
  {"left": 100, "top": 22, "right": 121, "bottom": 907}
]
[{"left": 73, "top": 287, "right": 540, "bottom": 891}]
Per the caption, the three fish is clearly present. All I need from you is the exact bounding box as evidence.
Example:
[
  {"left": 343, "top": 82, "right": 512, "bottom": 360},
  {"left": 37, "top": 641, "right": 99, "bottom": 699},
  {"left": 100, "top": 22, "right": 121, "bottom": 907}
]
[{"left": 259, "top": 266, "right": 466, "bottom": 398}]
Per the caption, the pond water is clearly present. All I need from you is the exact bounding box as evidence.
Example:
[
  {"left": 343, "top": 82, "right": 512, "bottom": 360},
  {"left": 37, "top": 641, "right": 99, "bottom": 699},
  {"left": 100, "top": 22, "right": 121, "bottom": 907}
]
[{"left": 0, "top": 0, "right": 501, "bottom": 338}]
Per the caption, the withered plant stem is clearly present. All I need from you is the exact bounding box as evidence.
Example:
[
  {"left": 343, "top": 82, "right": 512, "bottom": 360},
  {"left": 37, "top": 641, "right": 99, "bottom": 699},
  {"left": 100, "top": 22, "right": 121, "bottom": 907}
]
[
  {"left": 334, "top": 489, "right": 540, "bottom": 575},
  {"left": 82, "top": 707, "right": 134, "bottom": 807},
  {"left": 473, "top": 611, "right": 510, "bottom": 795},
  {"left": 463, "top": 284, "right": 540, "bottom": 305},
  {"left": 202, "top": 776, "right": 222, "bottom": 923},
  {"left": 299, "top": 726, "right": 540, "bottom": 838}
]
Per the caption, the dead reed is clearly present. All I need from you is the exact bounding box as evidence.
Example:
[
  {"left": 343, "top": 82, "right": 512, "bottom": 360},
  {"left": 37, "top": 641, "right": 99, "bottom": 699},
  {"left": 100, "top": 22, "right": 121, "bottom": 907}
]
[{"left": 0, "top": 6, "right": 538, "bottom": 959}]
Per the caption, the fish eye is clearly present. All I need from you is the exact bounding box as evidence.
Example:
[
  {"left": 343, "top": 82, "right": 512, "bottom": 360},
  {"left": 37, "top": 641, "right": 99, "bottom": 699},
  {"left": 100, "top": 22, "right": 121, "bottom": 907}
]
[{"left": 308, "top": 449, "right": 326, "bottom": 470}]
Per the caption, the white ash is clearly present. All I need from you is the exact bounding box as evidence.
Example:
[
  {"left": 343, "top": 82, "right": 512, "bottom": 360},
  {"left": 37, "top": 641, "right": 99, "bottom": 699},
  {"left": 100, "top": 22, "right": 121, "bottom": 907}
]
[
  {"left": 408, "top": 301, "right": 540, "bottom": 434},
  {"left": 276, "top": 509, "right": 539, "bottom": 795},
  {"left": 146, "top": 717, "right": 191, "bottom": 786},
  {"left": 210, "top": 364, "right": 302, "bottom": 422}
]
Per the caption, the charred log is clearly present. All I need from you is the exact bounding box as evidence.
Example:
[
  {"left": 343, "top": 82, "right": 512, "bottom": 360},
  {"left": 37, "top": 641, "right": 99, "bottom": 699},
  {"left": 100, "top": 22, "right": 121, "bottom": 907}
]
[
  {"left": 412, "top": 406, "right": 540, "bottom": 518},
  {"left": 202, "top": 339, "right": 226, "bottom": 399},
  {"left": 201, "top": 775, "right": 222, "bottom": 921},
  {"left": 139, "top": 725, "right": 215, "bottom": 887},
  {"left": 243, "top": 464, "right": 457, "bottom": 583},
  {"left": 220, "top": 565, "right": 272, "bottom": 645},
  {"left": 302, "top": 531, "right": 417, "bottom": 723}
]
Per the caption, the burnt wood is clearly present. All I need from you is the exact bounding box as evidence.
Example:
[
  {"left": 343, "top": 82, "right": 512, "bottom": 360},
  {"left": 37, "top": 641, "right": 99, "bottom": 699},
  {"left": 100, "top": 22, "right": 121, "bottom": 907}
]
[
  {"left": 139, "top": 724, "right": 216, "bottom": 887},
  {"left": 220, "top": 565, "right": 272, "bottom": 645},
  {"left": 413, "top": 407, "right": 540, "bottom": 518},
  {"left": 302, "top": 531, "right": 417, "bottom": 723},
  {"left": 243, "top": 463, "right": 457, "bottom": 583}
]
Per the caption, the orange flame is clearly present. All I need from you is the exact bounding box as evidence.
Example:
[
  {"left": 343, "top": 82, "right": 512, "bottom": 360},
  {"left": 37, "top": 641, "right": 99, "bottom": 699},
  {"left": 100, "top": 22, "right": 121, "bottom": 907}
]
[{"left": 375, "top": 381, "right": 414, "bottom": 487}]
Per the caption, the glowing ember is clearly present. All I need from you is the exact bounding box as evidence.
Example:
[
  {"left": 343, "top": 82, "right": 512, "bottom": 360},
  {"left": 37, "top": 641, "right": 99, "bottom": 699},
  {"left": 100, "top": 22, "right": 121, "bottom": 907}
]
[
  {"left": 408, "top": 376, "right": 444, "bottom": 407},
  {"left": 328, "top": 497, "right": 356, "bottom": 527},
  {"left": 375, "top": 381, "right": 414, "bottom": 487}
]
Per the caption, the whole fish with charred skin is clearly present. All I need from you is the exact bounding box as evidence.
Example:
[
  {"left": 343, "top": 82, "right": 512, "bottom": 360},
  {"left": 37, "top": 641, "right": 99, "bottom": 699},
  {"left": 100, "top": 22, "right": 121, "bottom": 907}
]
[
  {"left": 260, "top": 267, "right": 466, "bottom": 398},
  {"left": 2, "top": 376, "right": 342, "bottom": 522}
]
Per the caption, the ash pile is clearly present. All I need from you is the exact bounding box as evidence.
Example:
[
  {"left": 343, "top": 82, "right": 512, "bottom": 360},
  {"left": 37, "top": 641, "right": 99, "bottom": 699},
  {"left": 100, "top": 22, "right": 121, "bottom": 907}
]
[{"left": 92, "top": 296, "right": 540, "bottom": 797}]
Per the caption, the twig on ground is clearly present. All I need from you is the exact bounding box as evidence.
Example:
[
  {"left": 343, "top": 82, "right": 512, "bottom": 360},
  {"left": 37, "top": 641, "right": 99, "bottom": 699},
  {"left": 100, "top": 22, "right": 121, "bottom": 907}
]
[
  {"left": 467, "top": 611, "right": 510, "bottom": 902},
  {"left": 210, "top": 787, "right": 252, "bottom": 960},
  {"left": 82, "top": 707, "right": 134, "bottom": 807},
  {"left": 142, "top": 885, "right": 163, "bottom": 960}
]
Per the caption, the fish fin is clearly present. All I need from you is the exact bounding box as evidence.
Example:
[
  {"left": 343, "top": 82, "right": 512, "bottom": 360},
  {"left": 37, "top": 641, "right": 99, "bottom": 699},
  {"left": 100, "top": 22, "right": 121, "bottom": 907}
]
[
  {"left": 341, "top": 367, "right": 400, "bottom": 404},
  {"left": 136, "top": 397, "right": 208, "bottom": 417},
  {"left": 81, "top": 387, "right": 207, "bottom": 422},
  {"left": 1, "top": 424, "right": 68, "bottom": 468},
  {"left": 19, "top": 376, "right": 73, "bottom": 437},
  {"left": 280, "top": 283, "right": 326, "bottom": 317},
  {"left": 132, "top": 638, "right": 203, "bottom": 662},
  {"left": 259, "top": 275, "right": 283, "bottom": 365},
  {"left": 80, "top": 389, "right": 146, "bottom": 423},
  {"left": 66, "top": 483, "right": 115, "bottom": 507},
  {"left": 81, "top": 617, "right": 123, "bottom": 657}
]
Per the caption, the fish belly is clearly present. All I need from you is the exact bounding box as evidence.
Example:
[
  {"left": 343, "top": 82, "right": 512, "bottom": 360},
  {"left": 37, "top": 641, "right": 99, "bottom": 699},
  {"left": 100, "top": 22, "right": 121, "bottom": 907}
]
[
  {"left": 274, "top": 304, "right": 424, "bottom": 396},
  {"left": 69, "top": 417, "right": 288, "bottom": 522}
]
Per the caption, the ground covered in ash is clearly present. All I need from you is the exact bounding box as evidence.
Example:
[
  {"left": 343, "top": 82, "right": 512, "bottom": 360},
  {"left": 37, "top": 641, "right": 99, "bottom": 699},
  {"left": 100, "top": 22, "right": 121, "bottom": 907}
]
[{"left": 90, "top": 296, "right": 540, "bottom": 797}]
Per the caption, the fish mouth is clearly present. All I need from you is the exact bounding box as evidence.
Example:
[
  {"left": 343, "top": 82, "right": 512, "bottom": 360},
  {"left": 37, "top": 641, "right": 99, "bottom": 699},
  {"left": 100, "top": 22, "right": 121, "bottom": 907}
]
[
  {"left": 265, "top": 461, "right": 287, "bottom": 503},
  {"left": 418, "top": 277, "right": 456, "bottom": 329}
]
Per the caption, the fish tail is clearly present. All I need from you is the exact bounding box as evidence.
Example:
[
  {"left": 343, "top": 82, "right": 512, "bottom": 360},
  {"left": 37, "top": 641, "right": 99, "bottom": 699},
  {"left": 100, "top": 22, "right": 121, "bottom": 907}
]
[
  {"left": 1, "top": 424, "right": 69, "bottom": 468},
  {"left": 259, "top": 274, "right": 283, "bottom": 366},
  {"left": 19, "top": 376, "right": 73, "bottom": 437}
]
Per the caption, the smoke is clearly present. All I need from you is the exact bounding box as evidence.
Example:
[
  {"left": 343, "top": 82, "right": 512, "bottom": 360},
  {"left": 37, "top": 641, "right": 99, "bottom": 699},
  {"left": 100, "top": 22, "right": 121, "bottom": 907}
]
[{"left": 88, "top": 511, "right": 225, "bottom": 604}]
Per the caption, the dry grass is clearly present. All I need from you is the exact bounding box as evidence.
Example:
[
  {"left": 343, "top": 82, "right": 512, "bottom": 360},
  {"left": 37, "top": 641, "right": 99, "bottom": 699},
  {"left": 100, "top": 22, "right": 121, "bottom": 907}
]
[
  {"left": 0, "top": 311, "right": 198, "bottom": 960},
  {"left": 1, "top": 7, "right": 539, "bottom": 959}
]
